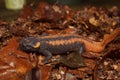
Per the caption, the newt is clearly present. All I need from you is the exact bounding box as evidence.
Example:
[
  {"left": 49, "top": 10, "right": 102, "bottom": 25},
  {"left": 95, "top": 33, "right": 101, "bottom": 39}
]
[{"left": 20, "top": 28, "right": 120, "bottom": 64}]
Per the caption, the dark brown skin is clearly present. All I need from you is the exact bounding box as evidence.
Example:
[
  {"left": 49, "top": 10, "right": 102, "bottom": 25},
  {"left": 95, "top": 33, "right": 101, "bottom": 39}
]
[
  {"left": 20, "top": 34, "right": 86, "bottom": 64},
  {"left": 20, "top": 28, "right": 120, "bottom": 64}
]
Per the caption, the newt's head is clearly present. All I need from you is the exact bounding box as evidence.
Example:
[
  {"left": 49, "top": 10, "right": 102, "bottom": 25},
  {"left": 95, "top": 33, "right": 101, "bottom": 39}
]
[{"left": 20, "top": 36, "right": 41, "bottom": 53}]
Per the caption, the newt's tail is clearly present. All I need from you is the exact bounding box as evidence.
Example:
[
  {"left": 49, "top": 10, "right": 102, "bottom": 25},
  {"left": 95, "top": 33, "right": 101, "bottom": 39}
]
[
  {"left": 102, "top": 28, "right": 120, "bottom": 46},
  {"left": 84, "top": 28, "right": 120, "bottom": 53}
]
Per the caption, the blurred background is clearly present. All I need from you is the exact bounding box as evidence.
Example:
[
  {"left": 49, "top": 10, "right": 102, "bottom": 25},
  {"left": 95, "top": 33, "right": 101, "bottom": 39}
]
[{"left": 0, "top": 0, "right": 120, "bottom": 21}]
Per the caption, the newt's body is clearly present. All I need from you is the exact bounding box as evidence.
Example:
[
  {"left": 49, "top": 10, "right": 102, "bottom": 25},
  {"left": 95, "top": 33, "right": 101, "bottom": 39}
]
[{"left": 20, "top": 28, "right": 120, "bottom": 64}]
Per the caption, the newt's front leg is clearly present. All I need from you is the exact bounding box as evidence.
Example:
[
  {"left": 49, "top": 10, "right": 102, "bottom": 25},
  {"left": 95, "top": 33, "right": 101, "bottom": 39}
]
[{"left": 40, "top": 50, "right": 52, "bottom": 64}]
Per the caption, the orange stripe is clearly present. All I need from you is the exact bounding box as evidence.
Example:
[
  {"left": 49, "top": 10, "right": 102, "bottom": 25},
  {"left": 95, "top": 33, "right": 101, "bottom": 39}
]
[{"left": 46, "top": 38, "right": 85, "bottom": 46}]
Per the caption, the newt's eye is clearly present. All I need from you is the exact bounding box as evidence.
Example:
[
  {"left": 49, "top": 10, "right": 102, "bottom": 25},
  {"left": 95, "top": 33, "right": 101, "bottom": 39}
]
[{"left": 33, "top": 42, "right": 41, "bottom": 48}]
